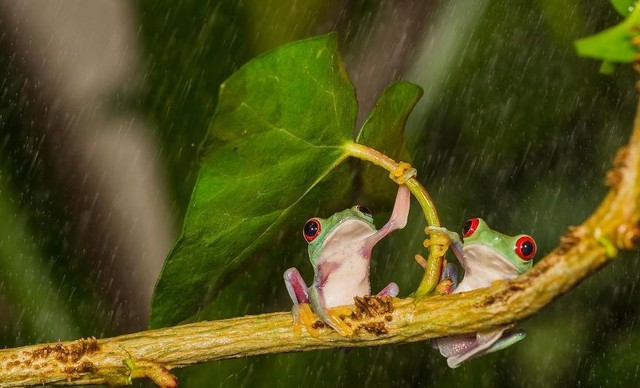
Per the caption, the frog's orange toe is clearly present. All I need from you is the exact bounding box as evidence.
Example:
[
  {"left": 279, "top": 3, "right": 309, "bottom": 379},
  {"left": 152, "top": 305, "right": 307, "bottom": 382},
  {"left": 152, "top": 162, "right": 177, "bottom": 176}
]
[
  {"left": 389, "top": 161, "right": 417, "bottom": 185},
  {"left": 292, "top": 303, "right": 321, "bottom": 337},
  {"left": 324, "top": 307, "right": 355, "bottom": 336},
  {"left": 435, "top": 278, "right": 454, "bottom": 295},
  {"left": 414, "top": 253, "right": 428, "bottom": 269}
]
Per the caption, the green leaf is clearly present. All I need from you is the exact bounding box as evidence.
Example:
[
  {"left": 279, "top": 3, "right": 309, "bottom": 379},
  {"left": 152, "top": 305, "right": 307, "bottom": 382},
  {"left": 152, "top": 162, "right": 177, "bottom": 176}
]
[
  {"left": 610, "top": 0, "right": 636, "bottom": 17},
  {"left": 356, "top": 81, "right": 422, "bottom": 156},
  {"left": 149, "top": 33, "right": 358, "bottom": 328},
  {"left": 575, "top": 3, "right": 640, "bottom": 66},
  {"left": 356, "top": 81, "right": 423, "bottom": 205}
]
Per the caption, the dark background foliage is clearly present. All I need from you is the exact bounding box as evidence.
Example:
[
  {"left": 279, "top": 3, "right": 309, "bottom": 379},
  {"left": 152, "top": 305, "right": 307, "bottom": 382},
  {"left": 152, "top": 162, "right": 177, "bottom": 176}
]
[{"left": 0, "top": 0, "right": 638, "bottom": 386}]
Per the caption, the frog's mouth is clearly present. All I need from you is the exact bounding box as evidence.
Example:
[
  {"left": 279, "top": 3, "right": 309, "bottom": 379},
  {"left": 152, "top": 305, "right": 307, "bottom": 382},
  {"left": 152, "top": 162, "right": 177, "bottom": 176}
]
[{"left": 322, "top": 217, "right": 376, "bottom": 256}]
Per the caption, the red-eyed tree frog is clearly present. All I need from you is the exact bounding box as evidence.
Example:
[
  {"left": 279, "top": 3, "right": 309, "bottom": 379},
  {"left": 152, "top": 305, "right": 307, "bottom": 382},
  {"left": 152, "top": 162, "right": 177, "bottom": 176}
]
[
  {"left": 428, "top": 218, "right": 536, "bottom": 368},
  {"left": 283, "top": 184, "right": 411, "bottom": 336}
]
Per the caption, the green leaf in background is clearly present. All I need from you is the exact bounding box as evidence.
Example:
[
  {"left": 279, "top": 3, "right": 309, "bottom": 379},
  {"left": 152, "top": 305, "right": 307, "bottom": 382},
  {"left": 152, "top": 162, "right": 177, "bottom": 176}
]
[
  {"left": 149, "top": 34, "right": 359, "bottom": 328},
  {"left": 610, "top": 0, "right": 636, "bottom": 17},
  {"left": 356, "top": 81, "right": 423, "bottom": 205},
  {"left": 575, "top": 1, "right": 640, "bottom": 72},
  {"left": 149, "top": 32, "right": 427, "bottom": 328},
  {"left": 356, "top": 81, "right": 422, "bottom": 158}
]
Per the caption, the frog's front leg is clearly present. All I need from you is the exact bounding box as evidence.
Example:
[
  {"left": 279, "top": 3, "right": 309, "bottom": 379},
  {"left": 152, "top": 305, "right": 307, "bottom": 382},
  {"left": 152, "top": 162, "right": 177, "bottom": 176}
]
[
  {"left": 283, "top": 268, "right": 319, "bottom": 335},
  {"left": 364, "top": 185, "right": 411, "bottom": 252},
  {"left": 424, "top": 226, "right": 464, "bottom": 262},
  {"left": 416, "top": 226, "right": 459, "bottom": 294}
]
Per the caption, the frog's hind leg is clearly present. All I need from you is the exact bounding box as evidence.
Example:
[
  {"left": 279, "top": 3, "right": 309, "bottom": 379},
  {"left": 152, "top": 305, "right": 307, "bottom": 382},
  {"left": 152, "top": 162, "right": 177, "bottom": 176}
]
[
  {"left": 479, "top": 328, "right": 526, "bottom": 355},
  {"left": 438, "top": 327, "right": 525, "bottom": 368},
  {"left": 309, "top": 288, "right": 354, "bottom": 336},
  {"left": 290, "top": 303, "right": 321, "bottom": 336},
  {"left": 315, "top": 306, "right": 354, "bottom": 336},
  {"left": 437, "top": 330, "right": 502, "bottom": 368},
  {"left": 435, "top": 262, "right": 459, "bottom": 295}
]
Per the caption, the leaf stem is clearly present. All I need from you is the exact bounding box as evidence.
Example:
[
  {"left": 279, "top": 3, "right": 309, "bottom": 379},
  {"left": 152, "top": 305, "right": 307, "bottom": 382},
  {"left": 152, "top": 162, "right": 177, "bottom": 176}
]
[
  {"left": 343, "top": 141, "right": 444, "bottom": 295},
  {"left": 344, "top": 142, "right": 439, "bottom": 225}
]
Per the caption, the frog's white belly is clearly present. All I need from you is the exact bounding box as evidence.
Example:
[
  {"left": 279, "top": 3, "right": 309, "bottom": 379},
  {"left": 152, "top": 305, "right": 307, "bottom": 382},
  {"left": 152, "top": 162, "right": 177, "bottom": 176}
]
[
  {"left": 454, "top": 244, "right": 519, "bottom": 294},
  {"left": 317, "top": 218, "right": 374, "bottom": 307},
  {"left": 322, "top": 254, "right": 370, "bottom": 307}
]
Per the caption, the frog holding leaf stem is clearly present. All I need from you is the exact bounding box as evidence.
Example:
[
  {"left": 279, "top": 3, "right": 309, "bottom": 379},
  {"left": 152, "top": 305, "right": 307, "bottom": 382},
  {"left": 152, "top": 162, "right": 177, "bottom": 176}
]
[
  {"left": 428, "top": 218, "right": 536, "bottom": 368},
  {"left": 284, "top": 183, "right": 411, "bottom": 336}
]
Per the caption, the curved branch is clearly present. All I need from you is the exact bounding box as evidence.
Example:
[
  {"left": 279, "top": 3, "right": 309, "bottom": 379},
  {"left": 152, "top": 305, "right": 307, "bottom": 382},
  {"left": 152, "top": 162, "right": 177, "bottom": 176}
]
[
  {"left": 344, "top": 141, "right": 445, "bottom": 294},
  {"left": 1, "top": 99, "right": 640, "bottom": 388}
]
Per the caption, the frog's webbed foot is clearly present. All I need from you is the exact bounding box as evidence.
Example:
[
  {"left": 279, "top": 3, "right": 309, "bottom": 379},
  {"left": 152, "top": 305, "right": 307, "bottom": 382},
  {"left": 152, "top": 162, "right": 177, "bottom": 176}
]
[
  {"left": 291, "top": 303, "right": 355, "bottom": 337},
  {"left": 318, "top": 306, "right": 355, "bottom": 336},
  {"left": 434, "top": 278, "right": 454, "bottom": 295},
  {"left": 325, "top": 307, "right": 356, "bottom": 336},
  {"left": 423, "top": 226, "right": 453, "bottom": 258},
  {"left": 434, "top": 262, "right": 459, "bottom": 295},
  {"left": 291, "top": 303, "right": 321, "bottom": 336},
  {"left": 437, "top": 327, "right": 526, "bottom": 368},
  {"left": 415, "top": 226, "right": 453, "bottom": 276},
  {"left": 389, "top": 161, "right": 417, "bottom": 185}
]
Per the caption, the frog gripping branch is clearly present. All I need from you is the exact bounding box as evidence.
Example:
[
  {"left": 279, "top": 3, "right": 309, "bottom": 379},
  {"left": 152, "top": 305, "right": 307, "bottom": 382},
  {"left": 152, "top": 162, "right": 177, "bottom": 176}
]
[
  {"left": 429, "top": 218, "right": 536, "bottom": 368},
  {"left": 283, "top": 184, "right": 410, "bottom": 337}
]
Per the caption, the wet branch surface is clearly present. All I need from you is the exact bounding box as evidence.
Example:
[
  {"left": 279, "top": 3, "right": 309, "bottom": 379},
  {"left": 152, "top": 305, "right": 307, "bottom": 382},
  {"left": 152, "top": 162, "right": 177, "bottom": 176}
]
[{"left": 2, "top": 99, "right": 640, "bottom": 387}]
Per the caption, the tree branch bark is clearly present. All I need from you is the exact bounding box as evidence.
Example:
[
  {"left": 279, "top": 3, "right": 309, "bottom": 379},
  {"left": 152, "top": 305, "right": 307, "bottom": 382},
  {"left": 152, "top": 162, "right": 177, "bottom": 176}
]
[{"left": 1, "top": 98, "right": 639, "bottom": 387}]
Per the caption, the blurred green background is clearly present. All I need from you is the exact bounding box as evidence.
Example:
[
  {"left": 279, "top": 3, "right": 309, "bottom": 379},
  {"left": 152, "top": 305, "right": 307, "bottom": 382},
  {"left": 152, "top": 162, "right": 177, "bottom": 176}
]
[{"left": 1, "top": 0, "right": 639, "bottom": 386}]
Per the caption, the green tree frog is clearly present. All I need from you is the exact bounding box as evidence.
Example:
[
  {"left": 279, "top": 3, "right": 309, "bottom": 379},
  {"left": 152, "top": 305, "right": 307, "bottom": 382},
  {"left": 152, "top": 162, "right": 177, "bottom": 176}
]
[
  {"left": 428, "top": 217, "right": 536, "bottom": 368},
  {"left": 284, "top": 185, "right": 410, "bottom": 336}
]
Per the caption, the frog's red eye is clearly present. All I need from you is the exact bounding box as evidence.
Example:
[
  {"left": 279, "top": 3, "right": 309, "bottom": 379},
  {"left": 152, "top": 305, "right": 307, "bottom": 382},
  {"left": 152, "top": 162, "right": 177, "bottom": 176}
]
[
  {"left": 514, "top": 235, "right": 536, "bottom": 260},
  {"left": 303, "top": 218, "right": 321, "bottom": 243},
  {"left": 462, "top": 218, "right": 480, "bottom": 238},
  {"left": 356, "top": 205, "right": 372, "bottom": 217}
]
